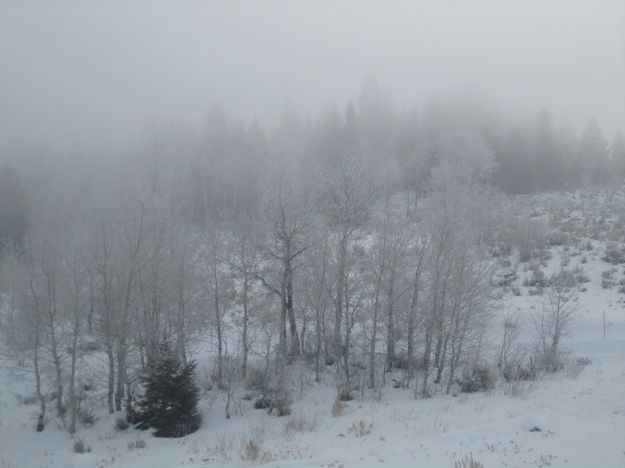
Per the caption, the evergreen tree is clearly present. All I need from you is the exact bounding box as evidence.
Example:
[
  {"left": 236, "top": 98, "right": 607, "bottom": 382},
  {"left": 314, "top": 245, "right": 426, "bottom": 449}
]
[
  {"left": 0, "top": 163, "right": 30, "bottom": 249},
  {"left": 610, "top": 132, "right": 625, "bottom": 182},
  {"left": 134, "top": 343, "right": 201, "bottom": 437},
  {"left": 495, "top": 127, "right": 534, "bottom": 193},
  {"left": 554, "top": 124, "right": 580, "bottom": 188},
  {"left": 579, "top": 119, "right": 609, "bottom": 186},
  {"left": 531, "top": 110, "right": 561, "bottom": 190}
]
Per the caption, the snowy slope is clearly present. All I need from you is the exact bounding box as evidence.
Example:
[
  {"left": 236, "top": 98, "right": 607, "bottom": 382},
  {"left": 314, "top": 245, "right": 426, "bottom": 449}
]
[{"left": 1, "top": 194, "right": 625, "bottom": 468}]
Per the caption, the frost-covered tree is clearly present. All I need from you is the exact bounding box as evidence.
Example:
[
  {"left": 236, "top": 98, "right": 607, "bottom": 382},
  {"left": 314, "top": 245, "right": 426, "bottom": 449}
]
[
  {"left": 418, "top": 156, "right": 496, "bottom": 396},
  {"left": 257, "top": 169, "right": 312, "bottom": 364},
  {"left": 226, "top": 216, "right": 261, "bottom": 378},
  {"left": 533, "top": 261, "right": 578, "bottom": 372},
  {"left": 319, "top": 151, "right": 374, "bottom": 379}
]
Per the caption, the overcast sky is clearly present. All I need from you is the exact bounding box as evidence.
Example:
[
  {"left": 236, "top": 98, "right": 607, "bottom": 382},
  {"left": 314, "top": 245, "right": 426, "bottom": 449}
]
[{"left": 1, "top": 0, "right": 624, "bottom": 149}]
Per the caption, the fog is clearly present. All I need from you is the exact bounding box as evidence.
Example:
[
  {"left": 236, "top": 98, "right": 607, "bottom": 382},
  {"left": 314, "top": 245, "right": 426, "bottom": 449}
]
[
  {"left": 3, "top": 3, "right": 625, "bottom": 464},
  {"left": 1, "top": 0, "right": 623, "bottom": 149}
]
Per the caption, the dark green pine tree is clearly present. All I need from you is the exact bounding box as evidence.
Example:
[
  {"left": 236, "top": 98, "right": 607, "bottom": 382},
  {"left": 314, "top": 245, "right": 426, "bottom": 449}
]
[
  {"left": 135, "top": 343, "right": 201, "bottom": 437},
  {"left": 0, "top": 163, "right": 30, "bottom": 249}
]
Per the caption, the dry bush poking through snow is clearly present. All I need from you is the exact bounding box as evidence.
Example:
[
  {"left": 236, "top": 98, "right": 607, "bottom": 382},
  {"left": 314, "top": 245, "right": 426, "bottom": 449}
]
[
  {"left": 564, "top": 357, "right": 591, "bottom": 378},
  {"left": 337, "top": 387, "right": 354, "bottom": 402},
  {"left": 460, "top": 364, "right": 497, "bottom": 393},
  {"left": 331, "top": 398, "right": 346, "bottom": 417},
  {"left": 245, "top": 364, "right": 268, "bottom": 391},
  {"left": 254, "top": 396, "right": 272, "bottom": 409},
  {"left": 241, "top": 438, "right": 265, "bottom": 461},
  {"left": 454, "top": 453, "right": 484, "bottom": 468},
  {"left": 601, "top": 268, "right": 617, "bottom": 288},
  {"left": 238, "top": 422, "right": 271, "bottom": 461},
  {"left": 79, "top": 407, "right": 96, "bottom": 427},
  {"left": 284, "top": 412, "right": 319, "bottom": 435},
  {"left": 603, "top": 243, "right": 625, "bottom": 264},
  {"left": 255, "top": 386, "right": 292, "bottom": 416},
  {"left": 73, "top": 438, "right": 91, "bottom": 454},
  {"left": 115, "top": 416, "right": 130, "bottom": 431},
  {"left": 16, "top": 394, "right": 37, "bottom": 405},
  {"left": 127, "top": 439, "right": 146, "bottom": 450},
  {"left": 348, "top": 419, "right": 373, "bottom": 437},
  {"left": 503, "top": 379, "right": 537, "bottom": 399}
]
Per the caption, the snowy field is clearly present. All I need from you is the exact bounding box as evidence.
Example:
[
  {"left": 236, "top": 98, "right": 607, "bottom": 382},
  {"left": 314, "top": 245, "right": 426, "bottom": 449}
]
[
  {"left": 2, "top": 195, "right": 625, "bottom": 468},
  {"left": 2, "top": 1, "right": 624, "bottom": 466}
]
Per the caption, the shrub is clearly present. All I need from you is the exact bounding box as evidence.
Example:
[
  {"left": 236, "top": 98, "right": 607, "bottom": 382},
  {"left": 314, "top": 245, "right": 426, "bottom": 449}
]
[
  {"left": 337, "top": 387, "right": 354, "bottom": 402},
  {"left": 603, "top": 243, "right": 625, "bottom": 264},
  {"left": 253, "top": 396, "right": 272, "bottom": 410},
  {"left": 390, "top": 352, "right": 410, "bottom": 370},
  {"left": 73, "top": 438, "right": 91, "bottom": 454},
  {"left": 196, "top": 367, "right": 213, "bottom": 393},
  {"left": 564, "top": 362, "right": 583, "bottom": 378},
  {"left": 454, "top": 453, "right": 484, "bottom": 468},
  {"left": 348, "top": 419, "right": 373, "bottom": 437},
  {"left": 503, "top": 363, "right": 535, "bottom": 382},
  {"left": 284, "top": 412, "right": 318, "bottom": 434},
  {"left": 245, "top": 365, "right": 268, "bottom": 391},
  {"left": 536, "top": 348, "right": 564, "bottom": 373},
  {"left": 128, "top": 439, "right": 147, "bottom": 450},
  {"left": 460, "top": 364, "right": 496, "bottom": 393},
  {"left": 510, "top": 217, "right": 547, "bottom": 262},
  {"left": 550, "top": 266, "right": 589, "bottom": 288},
  {"left": 255, "top": 387, "right": 292, "bottom": 416},
  {"left": 241, "top": 438, "right": 261, "bottom": 461},
  {"left": 495, "top": 269, "right": 517, "bottom": 288},
  {"left": 331, "top": 398, "right": 346, "bottom": 417},
  {"left": 601, "top": 269, "right": 616, "bottom": 289},
  {"left": 134, "top": 342, "right": 201, "bottom": 437},
  {"left": 269, "top": 389, "right": 292, "bottom": 417},
  {"left": 115, "top": 417, "right": 130, "bottom": 431},
  {"left": 523, "top": 263, "right": 547, "bottom": 289},
  {"left": 79, "top": 338, "right": 100, "bottom": 352},
  {"left": 561, "top": 356, "right": 589, "bottom": 379},
  {"left": 547, "top": 231, "right": 568, "bottom": 247},
  {"left": 17, "top": 394, "right": 38, "bottom": 405},
  {"left": 503, "top": 379, "right": 536, "bottom": 399},
  {"left": 79, "top": 408, "right": 96, "bottom": 427}
]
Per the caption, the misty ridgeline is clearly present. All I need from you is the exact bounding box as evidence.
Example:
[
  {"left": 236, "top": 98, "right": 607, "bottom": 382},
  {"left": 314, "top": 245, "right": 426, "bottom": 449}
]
[{"left": 0, "top": 83, "right": 623, "bottom": 436}]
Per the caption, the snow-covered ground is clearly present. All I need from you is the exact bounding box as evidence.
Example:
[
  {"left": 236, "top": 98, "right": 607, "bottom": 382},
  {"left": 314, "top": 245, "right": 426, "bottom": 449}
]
[{"left": 2, "top": 194, "right": 625, "bottom": 468}]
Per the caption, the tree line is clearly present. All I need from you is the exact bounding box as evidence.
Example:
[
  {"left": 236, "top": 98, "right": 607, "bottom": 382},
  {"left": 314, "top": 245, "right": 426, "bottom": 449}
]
[{"left": 0, "top": 84, "right": 619, "bottom": 433}]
